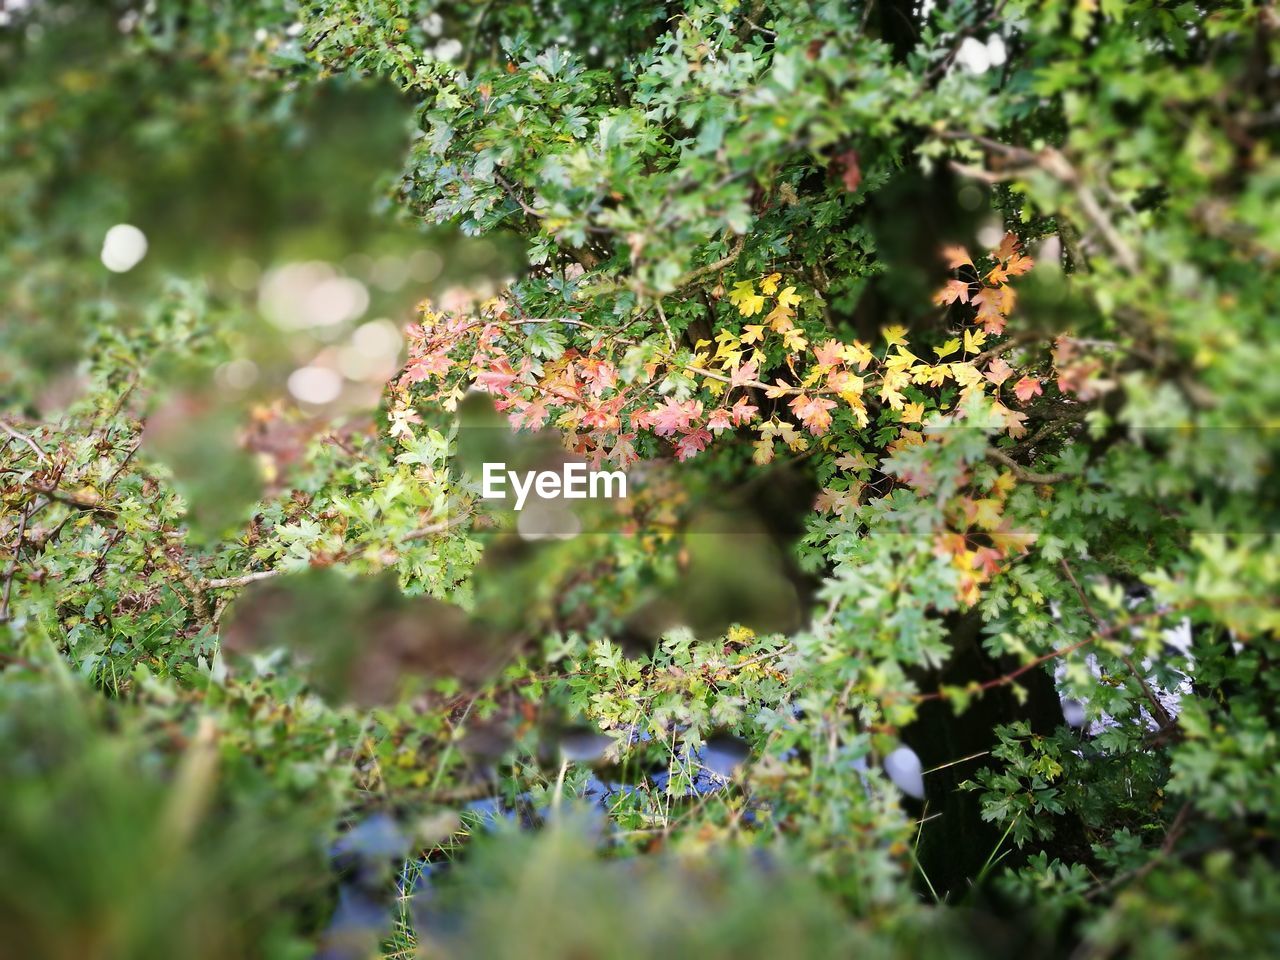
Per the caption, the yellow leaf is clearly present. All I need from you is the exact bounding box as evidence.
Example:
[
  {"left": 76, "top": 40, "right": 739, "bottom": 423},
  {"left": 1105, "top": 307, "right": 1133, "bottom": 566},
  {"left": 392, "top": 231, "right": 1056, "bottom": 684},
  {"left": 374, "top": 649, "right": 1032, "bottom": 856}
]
[
  {"left": 764, "top": 379, "right": 794, "bottom": 399},
  {"left": 934, "top": 338, "right": 960, "bottom": 359},
  {"left": 842, "top": 340, "right": 874, "bottom": 370},
  {"left": 912, "top": 364, "right": 950, "bottom": 387},
  {"left": 717, "top": 349, "right": 743, "bottom": 369},
  {"left": 760, "top": 272, "right": 782, "bottom": 295},
  {"left": 950, "top": 362, "right": 984, "bottom": 389},
  {"left": 882, "top": 324, "right": 908, "bottom": 347},
  {"left": 963, "top": 328, "right": 988, "bottom": 354},
  {"left": 846, "top": 395, "right": 869, "bottom": 427},
  {"left": 973, "top": 498, "right": 1003, "bottom": 531},
  {"left": 829, "top": 370, "right": 865, "bottom": 398},
  {"left": 886, "top": 346, "right": 920, "bottom": 370},
  {"left": 900, "top": 401, "right": 926, "bottom": 424},
  {"left": 729, "top": 280, "right": 765, "bottom": 317},
  {"left": 879, "top": 384, "right": 905, "bottom": 410},
  {"left": 836, "top": 450, "right": 872, "bottom": 471},
  {"left": 766, "top": 304, "right": 796, "bottom": 331},
  {"left": 782, "top": 327, "right": 808, "bottom": 352},
  {"left": 740, "top": 323, "right": 766, "bottom": 344},
  {"left": 775, "top": 285, "right": 802, "bottom": 311}
]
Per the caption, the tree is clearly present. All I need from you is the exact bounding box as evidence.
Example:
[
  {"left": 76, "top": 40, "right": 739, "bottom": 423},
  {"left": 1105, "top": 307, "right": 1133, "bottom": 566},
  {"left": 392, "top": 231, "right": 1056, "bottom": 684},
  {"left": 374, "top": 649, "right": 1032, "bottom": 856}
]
[{"left": 2, "top": 2, "right": 1278, "bottom": 957}]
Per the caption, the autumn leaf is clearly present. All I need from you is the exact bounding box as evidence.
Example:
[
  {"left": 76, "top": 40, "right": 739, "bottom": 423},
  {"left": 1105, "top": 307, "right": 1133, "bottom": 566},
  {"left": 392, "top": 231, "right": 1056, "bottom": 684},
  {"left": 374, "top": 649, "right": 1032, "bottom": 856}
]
[
  {"left": 789, "top": 394, "right": 837, "bottom": 435},
  {"left": 886, "top": 345, "right": 920, "bottom": 370},
  {"left": 1012, "top": 376, "right": 1043, "bottom": 403},
  {"left": 476, "top": 360, "right": 519, "bottom": 394},
  {"left": 782, "top": 327, "right": 808, "bottom": 352},
  {"left": 900, "top": 401, "right": 926, "bottom": 424},
  {"left": 934, "top": 278, "right": 971, "bottom": 306},
  {"left": 835, "top": 450, "right": 872, "bottom": 472},
  {"left": 650, "top": 397, "right": 703, "bottom": 436},
  {"left": 740, "top": 323, "right": 766, "bottom": 344},
  {"left": 706, "top": 409, "right": 732, "bottom": 433},
  {"left": 729, "top": 358, "right": 760, "bottom": 387},
  {"left": 996, "top": 231, "right": 1021, "bottom": 261},
  {"left": 828, "top": 370, "right": 865, "bottom": 398},
  {"left": 999, "top": 404, "right": 1029, "bottom": 438},
  {"left": 934, "top": 337, "right": 961, "bottom": 359},
  {"left": 972, "top": 284, "right": 1015, "bottom": 334},
  {"left": 991, "top": 471, "right": 1017, "bottom": 498},
  {"left": 912, "top": 363, "right": 949, "bottom": 387},
  {"left": 729, "top": 280, "right": 765, "bottom": 317},
  {"left": 674, "top": 428, "right": 712, "bottom": 461},
  {"left": 882, "top": 324, "right": 908, "bottom": 347},
  {"left": 963, "top": 328, "right": 988, "bottom": 354},
  {"left": 815, "top": 486, "right": 859, "bottom": 515},
  {"left": 879, "top": 382, "right": 906, "bottom": 410},
  {"left": 775, "top": 286, "right": 803, "bottom": 312},
  {"left": 943, "top": 245, "right": 973, "bottom": 269},
  {"left": 970, "top": 498, "right": 1004, "bottom": 531},
  {"left": 730, "top": 396, "right": 758, "bottom": 424},
  {"left": 842, "top": 340, "right": 874, "bottom": 370},
  {"left": 813, "top": 339, "right": 844, "bottom": 371},
  {"left": 950, "top": 361, "right": 984, "bottom": 390},
  {"left": 972, "top": 546, "right": 1004, "bottom": 578},
  {"left": 1005, "top": 252, "right": 1035, "bottom": 276},
  {"left": 760, "top": 272, "right": 782, "bottom": 295},
  {"left": 508, "top": 398, "right": 549, "bottom": 430},
  {"left": 984, "top": 356, "right": 1014, "bottom": 386},
  {"left": 579, "top": 358, "right": 617, "bottom": 396},
  {"left": 764, "top": 379, "right": 794, "bottom": 399}
]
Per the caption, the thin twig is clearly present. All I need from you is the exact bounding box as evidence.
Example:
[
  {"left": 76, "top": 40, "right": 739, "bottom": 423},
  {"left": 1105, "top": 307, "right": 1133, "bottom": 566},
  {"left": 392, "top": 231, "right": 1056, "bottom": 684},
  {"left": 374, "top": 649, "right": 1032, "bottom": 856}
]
[
  {"left": 0, "top": 420, "right": 49, "bottom": 464},
  {"left": 199, "top": 512, "right": 471, "bottom": 592},
  {"left": 0, "top": 500, "right": 33, "bottom": 623}
]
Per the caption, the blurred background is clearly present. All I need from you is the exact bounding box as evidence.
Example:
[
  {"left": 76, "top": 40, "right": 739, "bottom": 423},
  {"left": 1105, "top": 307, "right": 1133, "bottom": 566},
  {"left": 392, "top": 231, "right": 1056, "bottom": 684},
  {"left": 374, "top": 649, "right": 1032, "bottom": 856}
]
[{"left": 1, "top": 0, "right": 518, "bottom": 419}]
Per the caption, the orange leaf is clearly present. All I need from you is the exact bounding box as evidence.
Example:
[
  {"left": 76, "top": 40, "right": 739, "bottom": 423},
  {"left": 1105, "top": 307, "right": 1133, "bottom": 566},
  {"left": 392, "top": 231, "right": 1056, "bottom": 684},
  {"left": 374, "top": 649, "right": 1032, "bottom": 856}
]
[
  {"left": 1012, "top": 376, "right": 1043, "bottom": 403},
  {"left": 934, "top": 279, "right": 971, "bottom": 306},
  {"left": 943, "top": 245, "right": 973, "bottom": 269}
]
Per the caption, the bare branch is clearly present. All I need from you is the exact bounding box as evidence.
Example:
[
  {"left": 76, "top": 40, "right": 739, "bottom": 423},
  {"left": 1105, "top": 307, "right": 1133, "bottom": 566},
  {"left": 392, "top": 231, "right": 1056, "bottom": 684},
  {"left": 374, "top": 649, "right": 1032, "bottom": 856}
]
[
  {"left": 0, "top": 420, "right": 49, "bottom": 465},
  {"left": 984, "top": 447, "right": 1076, "bottom": 484}
]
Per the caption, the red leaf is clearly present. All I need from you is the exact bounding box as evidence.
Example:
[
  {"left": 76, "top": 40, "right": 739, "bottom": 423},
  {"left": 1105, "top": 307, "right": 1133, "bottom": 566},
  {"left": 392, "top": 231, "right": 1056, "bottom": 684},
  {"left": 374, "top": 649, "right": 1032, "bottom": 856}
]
[
  {"left": 476, "top": 360, "right": 518, "bottom": 394},
  {"left": 649, "top": 397, "right": 702, "bottom": 437},
  {"left": 1013, "top": 376, "right": 1043, "bottom": 403},
  {"left": 706, "top": 409, "right": 733, "bottom": 433},
  {"left": 729, "top": 359, "right": 759, "bottom": 387},
  {"left": 674, "top": 428, "right": 712, "bottom": 461},
  {"left": 812, "top": 339, "right": 844, "bottom": 371},
  {"left": 984, "top": 357, "right": 1014, "bottom": 386},
  {"left": 788, "top": 394, "right": 837, "bottom": 435},
  {"left": 508, "top": 398, "right": 549, "bottom": 430},
  {"left": 730, "top": 397, "right": 759, "bottom": 425}
]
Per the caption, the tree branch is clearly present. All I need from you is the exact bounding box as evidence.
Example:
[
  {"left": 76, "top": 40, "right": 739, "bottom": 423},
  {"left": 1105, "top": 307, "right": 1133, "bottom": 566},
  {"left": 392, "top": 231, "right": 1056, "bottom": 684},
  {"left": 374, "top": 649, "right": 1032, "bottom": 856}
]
[{"left": 984, "top": 447, "right": 1076, "bottom": 484}]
